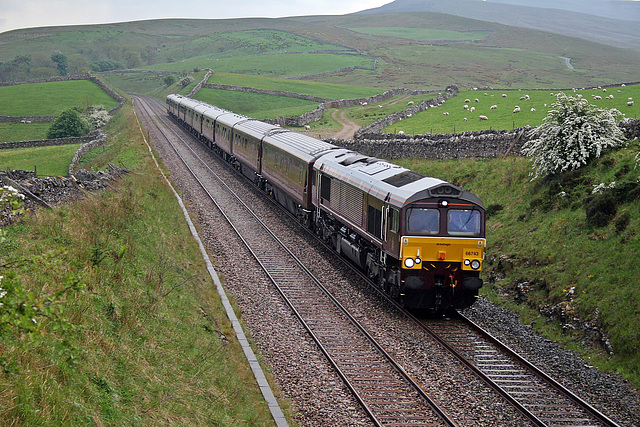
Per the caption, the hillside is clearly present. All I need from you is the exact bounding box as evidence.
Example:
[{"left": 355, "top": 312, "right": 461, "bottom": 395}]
[
  {"left": 2, "top": 14, "right": 640, "bottom": 90},
  {"left": 356, "top": 0, "right": 640, "bottom": 50}
]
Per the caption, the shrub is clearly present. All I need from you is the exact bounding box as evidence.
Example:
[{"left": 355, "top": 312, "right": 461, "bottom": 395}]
[
  {"left": 522, "top": 92, "right": 626, "bottom": 178},
  {"left": 585, "top": 193, "right": 617, "bottom": 227},
  {"left": 47, "top": 108, "right": 90, "bottom": 139}
]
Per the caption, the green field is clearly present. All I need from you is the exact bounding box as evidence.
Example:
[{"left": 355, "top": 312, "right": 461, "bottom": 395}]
[
  {"left": 0, "top": 144, "right": 83, "bottom": 176},
  {"left": 0, "top": 80, "right": 119, "bottom": 116},
  {"left": 0, "top": 121, "right": 50, "bottom": 142},
  {"left": 348, "top": 27, "right": 492, "bottom": 41},
  {"left": 208, "top": 72, "right": 384, "bottom": 99},
  {"left": 384, "top": 85, "right": 640, "bottom": 134},
  {"left": 194, "top": 88, "right": 320, "bottom": 120}
]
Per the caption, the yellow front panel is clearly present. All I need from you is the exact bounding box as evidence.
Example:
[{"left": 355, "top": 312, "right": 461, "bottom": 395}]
[{"left": 400, "top": 236, "right": 486, "bottom": 270}]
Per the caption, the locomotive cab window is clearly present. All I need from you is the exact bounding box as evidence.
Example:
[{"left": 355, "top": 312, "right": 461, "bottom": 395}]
[
  {"left": 389, "top": 208, "right": 400, "bottom": 233},
  {"left": 406, "top": 208, "right": 439, "bottom": 235},
  {"left": 447, "top": 209, "right": 481, "bottom": 236}
]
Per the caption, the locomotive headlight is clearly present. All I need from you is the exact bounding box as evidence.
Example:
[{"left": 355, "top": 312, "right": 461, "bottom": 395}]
[
  {"left": 464, "top": 259, "right": 471, "bottom": 266},
  {"left": 404, "top": 258, "right": 415, "bottom": 268},
  {"left": 415, "top": 258, "right": 421, "bottom": 265},
  {"left": 470, "top": 260, "right": 481, "bottom": 270}
]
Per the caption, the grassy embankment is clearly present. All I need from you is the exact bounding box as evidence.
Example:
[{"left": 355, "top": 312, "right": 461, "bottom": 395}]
[
  {"left": 0, "top": 103, "right": 286, "bottom": 425},
  {"left": 395, "top": 142, "right": 640, "bottom": 387},
  {"left": 0, "top": 80, "right": 120, "bottom": 142}
]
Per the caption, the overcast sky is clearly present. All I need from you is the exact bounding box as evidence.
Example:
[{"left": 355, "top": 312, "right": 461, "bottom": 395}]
[{"left": 0, "top": 0, "right": 391, "bottom": 34}]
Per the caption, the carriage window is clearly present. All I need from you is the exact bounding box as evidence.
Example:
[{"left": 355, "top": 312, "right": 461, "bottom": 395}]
[
  {"left": 447, "top": 210, "right": 481, "bottom": 236},
  {"left": 406, "top": 208, "right": 439, "bottom": 235}
]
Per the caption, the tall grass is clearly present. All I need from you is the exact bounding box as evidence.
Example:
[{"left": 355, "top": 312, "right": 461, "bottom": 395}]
[{"left": 0, "top": 105, "right": 281, "bottom": 425}]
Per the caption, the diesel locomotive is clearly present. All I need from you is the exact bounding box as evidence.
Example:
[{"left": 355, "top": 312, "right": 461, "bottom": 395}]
[{"left": 167, "top": 94, "right": 486, "bottom": 313}]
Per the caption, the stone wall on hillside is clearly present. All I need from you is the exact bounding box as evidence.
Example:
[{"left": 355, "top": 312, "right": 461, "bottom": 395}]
[{"left": 331, "top": 127, "right": 529, "bottom": 160}]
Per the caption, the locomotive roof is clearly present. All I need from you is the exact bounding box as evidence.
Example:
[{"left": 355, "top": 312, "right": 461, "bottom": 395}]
[
  {"left": 263, "top": 130, "right": 339, "bottom": 162},
  {"left": 315, "top": 149, "right": 484, "bottom": 208}
]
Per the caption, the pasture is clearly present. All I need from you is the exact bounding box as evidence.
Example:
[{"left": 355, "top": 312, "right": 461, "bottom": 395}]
[
  {"left": 208, "top": 72, "right": 384, "bottom": 100},
  {"left": 194, "top": 88, "right": 320, "bottom": 120},
  {"left": 384, "top": 85, "right": 640, "bottom": 134},
  {"left": 147, "top": 53, "right": 376, "bottom": 79},
  {"left": 0, "top": 80, "right": 120, "bottom": 116},
  {"left": 0, "top": 144, "right": 83, "bottom": 176},
  {"left": 347, "top": 27, "right": 492, "bottom": 42},
  {"left": 0, "top": 121, "right": 50, "bottom": 142}
]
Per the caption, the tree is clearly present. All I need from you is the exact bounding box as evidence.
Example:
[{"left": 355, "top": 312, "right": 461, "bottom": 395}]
[
  {"left": 47, "top": 109, "right": 89, "bottom": 139},
  {"left": 51, "top": 53, "right": 68, "bottom": 76},
  {"left": 163, "top": 74, "right": 177, "bottom": 86},
  {"left": 522, "top": 92, "right": 626, "bottom": 178}
]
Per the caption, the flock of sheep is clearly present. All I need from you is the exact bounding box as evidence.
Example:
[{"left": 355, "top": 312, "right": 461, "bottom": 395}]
[{"left": 437, "top": 88, "right": 635, "bottom": 122}]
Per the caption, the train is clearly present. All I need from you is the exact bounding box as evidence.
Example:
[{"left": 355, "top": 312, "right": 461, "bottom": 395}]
[{"left": 166, "top": 94, "right": 486, "bottom": 314}]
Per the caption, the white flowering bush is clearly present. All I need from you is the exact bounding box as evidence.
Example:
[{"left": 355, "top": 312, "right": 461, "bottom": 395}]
[
  {"left": 522, "top": 92, "right": 627, "bottom": 179},
  {"left": 83, "top": 105, "right": 110, "bottom": 130},
  {"left": 1, "top": 185, "right": 26, "bottom": 233}
]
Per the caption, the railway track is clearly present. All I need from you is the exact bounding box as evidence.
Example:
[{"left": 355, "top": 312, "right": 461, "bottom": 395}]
[
  {"left": 133, "top": 95, "right": 457, "bottom": 426},
  {"left": 419, "top": 314, "right": 619, "bottom": 426},
  {"left": 132, "top": 95, "right": 622, "bottom": 426}
]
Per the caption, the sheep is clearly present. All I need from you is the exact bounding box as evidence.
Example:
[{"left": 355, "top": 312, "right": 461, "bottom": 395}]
[
  {"left": 304, "top": 125, "right": 311, "bottom": 130},
  {"left": 502, "top": 94, "right": 507, "bottom": 98},
  {"left": 629, "top": 97, "right": 633, "bottom": 101},
  {"left": 407, "top": 101, "right": 414, "bottom": 105},
  {"left": 378, "top": 105, "right": 383, "bottom": 108},
  {"left": 531, "top": 108, "right": 536, "bottom": 112},
  {"left": 464, "top": 98, "right": 471, "bottom": 103},
  {"left": 398, "top": 130, "right": 405, "bottom": 135},
  {"left": 470, "top": 106, "right": 475, "bottom": 112},
  {"left": 484, "top": 93, "right": 488, "bottom": 96},
  {"left": 593, "top": 95, "right": 602, "bottom": 100},
  {"left": 443, "top": 112, "right": 450, "bottom": 116},
  {"left": 464, "top": 117, "right": 468, "bottom": 121},
  {"left": 475, "top": 98, "right": 479, "bottom": 103},
  {"left": 519, "top": 94, "right": 530, "bottom": 101},
  {"left": 463, "top": 104, "right": 469, "bottom": 110},
  {"left": 513, "top": 106, "right": 521, "bottom": 113},
  {"left": 479, "top": 115, "right": 488, "bottom": 120},
  {"left": 490, "top": 105, "right": 498, "bottom": 110},
  {"left": 628, "top": 101, "right": 634, "bottom": 106}
]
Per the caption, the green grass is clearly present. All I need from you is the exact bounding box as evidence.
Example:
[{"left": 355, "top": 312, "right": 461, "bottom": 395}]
[
  {"left": 347, "top": 27, "right": 492, "bottom": 41},
  {"left": 0, "top": 121, "right": 51, "bottom": 142},
  {"left": 394, "top": 144, "right": 640, "bottom": 387},
  {"left": 0, "top": 105, "right": 282, "bottom": 425},
  {"left": 194, "top": 88, "right": 320, "bottom": 120},
  {"left": 384, "top": 85, "right": 640, "bottom": 134},
  {"left": 146, "top": 53, "right": 376, "bottom": 79},
  {"left": 209, "top": 72, "right": 384, "bottom": 99},
  {"left": 0, "top": 144, "right": 83, "bottom": 176},
  {"left": 0, "top": 80, "right": 120, "bottom": 116}
]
